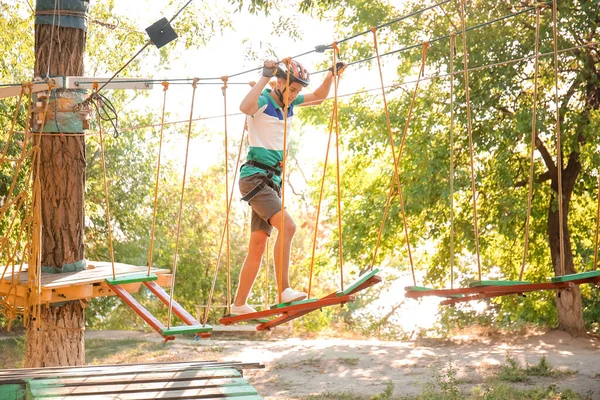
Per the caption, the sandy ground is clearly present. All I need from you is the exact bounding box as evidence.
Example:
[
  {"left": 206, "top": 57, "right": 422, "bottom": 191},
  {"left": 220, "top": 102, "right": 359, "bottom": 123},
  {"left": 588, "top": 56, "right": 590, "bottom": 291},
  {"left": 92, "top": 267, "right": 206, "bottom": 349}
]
[{"left": 81, "top": 329, "right": 600, "bottom": 399}]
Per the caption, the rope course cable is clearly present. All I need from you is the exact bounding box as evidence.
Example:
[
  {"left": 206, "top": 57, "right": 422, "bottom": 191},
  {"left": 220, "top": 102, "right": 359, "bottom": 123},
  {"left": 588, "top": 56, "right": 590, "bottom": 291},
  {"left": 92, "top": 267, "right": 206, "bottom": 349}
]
[
  {"left": 519, "top": 4, "right": 544, "bottom": 282},
  {"left": 459, "top": 0, "right": 482, "bottom": 281}
]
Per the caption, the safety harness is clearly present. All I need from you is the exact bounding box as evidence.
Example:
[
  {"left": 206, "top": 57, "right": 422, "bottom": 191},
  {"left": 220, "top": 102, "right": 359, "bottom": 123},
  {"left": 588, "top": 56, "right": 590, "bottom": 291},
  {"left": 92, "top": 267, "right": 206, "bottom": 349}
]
[{"left": 240, "top": 160, "right": 282, "bottom": 202}]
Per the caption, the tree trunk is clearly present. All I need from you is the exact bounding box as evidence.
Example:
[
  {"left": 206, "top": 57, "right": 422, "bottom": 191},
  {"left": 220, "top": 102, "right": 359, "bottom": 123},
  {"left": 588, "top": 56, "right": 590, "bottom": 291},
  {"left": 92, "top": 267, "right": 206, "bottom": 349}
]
[
  {"left": 547, "top": 188, "right": 586, "bottom": 337},
  {"left": 26, "top": 4, "right": 88, "bottom": 367},
  {"left": 24, "top": 302, "right": 85, "bottom": 367}
]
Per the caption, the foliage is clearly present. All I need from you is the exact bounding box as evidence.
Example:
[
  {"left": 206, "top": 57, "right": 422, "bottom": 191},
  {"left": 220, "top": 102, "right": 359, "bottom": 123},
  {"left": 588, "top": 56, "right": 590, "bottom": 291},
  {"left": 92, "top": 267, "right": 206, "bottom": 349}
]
[{"left": 301, "top": 0, "right": 600, "bottom": 332}]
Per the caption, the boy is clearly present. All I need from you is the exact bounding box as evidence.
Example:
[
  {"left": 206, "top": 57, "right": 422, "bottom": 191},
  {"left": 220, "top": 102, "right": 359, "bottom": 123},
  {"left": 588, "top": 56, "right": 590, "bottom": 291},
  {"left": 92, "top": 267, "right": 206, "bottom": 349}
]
[{"left": 231, "top": 58, "right": 343, "bottom": 315}]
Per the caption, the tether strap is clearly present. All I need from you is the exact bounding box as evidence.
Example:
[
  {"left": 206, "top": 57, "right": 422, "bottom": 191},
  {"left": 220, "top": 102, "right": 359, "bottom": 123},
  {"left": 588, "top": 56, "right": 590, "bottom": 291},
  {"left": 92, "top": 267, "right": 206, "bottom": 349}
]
[
  {"left": 242, "top": 160, "right": 282, "bottom": 176},
  {"left": 240, "top": 172, "right": 276, "bottom": 202}
]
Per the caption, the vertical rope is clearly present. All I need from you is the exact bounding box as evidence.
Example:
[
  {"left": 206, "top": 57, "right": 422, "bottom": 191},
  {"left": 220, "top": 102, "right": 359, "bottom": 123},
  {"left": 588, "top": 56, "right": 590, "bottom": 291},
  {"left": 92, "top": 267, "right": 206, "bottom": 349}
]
[
  {"left": 169, "top": 78, "right": 199, "bottom": 329},
  {"left": 93, "top": 82, "right": 116, "bottom": 280},
  {"left": 551, "top": 0, "right": 565, "bottom": 276},
  {"left": 459, "top": 0, "right": 482, "bottom": 280},
  {"left": 519, "top": 6, "right": 543, "bottom": 281},
  {"left": 278, "top": 57, "right": 292, "bottom": 303},
  {"left": 147, "top": 82, "right": 169, "bottom": 276},
  {"left": 449, "top": 33, "right": 456, "bottom": 289},
  {"left": 594, "top": 169, "right": 600, "bottom": 271},
  {"left": 203, "top": 123, "right": 247, "bottom": 325},
  {"left": 28, "top": 80, "right": 54, "bottom": 330},
  {"left": 265, "top": 240, "right": 270, "bottom": 308},
  {"left": 308, "top": 100, "right": 337, "bottom": 297},
  {"left": 371, "top": 28, "right": 428, "bottom": 286},
  {"left": 221, "top": 76, "right": 232, "bottom": 315},
  {"left": 331, "top": 43, "right": 345, "bottom": 291}
]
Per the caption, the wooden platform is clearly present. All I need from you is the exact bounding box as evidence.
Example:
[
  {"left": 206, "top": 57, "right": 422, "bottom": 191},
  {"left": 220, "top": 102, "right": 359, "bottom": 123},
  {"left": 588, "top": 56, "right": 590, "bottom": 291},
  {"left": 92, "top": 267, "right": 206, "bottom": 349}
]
[
  {"left": 0, "top": 261, "right": 172, "bottom": 307},
  {"left": 0, "top": 360, "right": 264, "bottom": 399}
]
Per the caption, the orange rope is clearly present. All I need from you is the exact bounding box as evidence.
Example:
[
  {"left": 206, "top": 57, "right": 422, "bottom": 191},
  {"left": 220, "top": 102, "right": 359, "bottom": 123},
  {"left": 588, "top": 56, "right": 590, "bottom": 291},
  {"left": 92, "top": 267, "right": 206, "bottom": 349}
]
[
  {"left": 203, "top": 123, "right": 247, "bottom": 325},
  {"left": 551, "top": 0, "right": 565, "bottom": 276},
  {"left": 519, "top": 6, "right": 543, "bottom": 281},
  {"left": 308, "top": 84, "right": 338, "bottom": 298},
  {"left": 94, "top": 80, "right": 117, "bottom": 281},
  {"left": 331, "top": 42, "right": 345, "bottom": 291},
  {"left": 221, "top": 75, "right": 232, "bottom": 315},
  {"left": 169, "top": 78, "right": 199, "bottom": 329},
  {"left": 459, "top": 0, "right": 482, "bottom": 280},
  {"left": 147, "top": 81, "right": 169, "bottom": 276},
  {"left": 277, "top": 58, "right": 292, "bottom": 303},
  {"left": 371, "top": 28, "right": 428, "bottom": 285},
  {"left": 449, "top": 33, "right": 456, "bottom": 289},
  {"left": 595, "top": 170, "right": 600, "bottom": 271}
]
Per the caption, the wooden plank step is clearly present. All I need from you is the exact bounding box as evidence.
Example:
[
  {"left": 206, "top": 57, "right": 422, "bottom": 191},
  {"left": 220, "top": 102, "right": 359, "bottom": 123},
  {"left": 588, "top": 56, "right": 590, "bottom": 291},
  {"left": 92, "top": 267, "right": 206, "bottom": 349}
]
[
  {"left": 162, "top": 324, "right": 212, "bottom": 336},
  {"left": 551, "top": 270, "right": 600, "bottom": 283},
  {"left": 109, "top": 285, "right": 174, "bottom": 341},
  {"left": 28, "top": 368, "right": 241, "bottom": 387},
  {"left": 469, "top": 280, "right": 530, "bottom": 287},
  {"left": 0, "top": 362, "right": 263, "bottom": 381},
  {"left": 31, "top": 385, "right": 258, "bottom": 399},
  {"left": 270, "top": 298, "right": 317, "bottom": 310},
  {"left": 143, "top": 281, "right": 199, "bottom": 325},
  {"left": 404, "top": 286, "right": 464, "bottom": 298},
  {"left": 105, "top": 273, "right": 157, "bottom": 285},
  {"left": 0, "top": 383, "right": 25, "bottom": 400},
  {"left": 337, "top": 268, "right": 380, "bottom": 296},
  {"left": 29, "top": 377, "right": 249, "bottom": 396}
]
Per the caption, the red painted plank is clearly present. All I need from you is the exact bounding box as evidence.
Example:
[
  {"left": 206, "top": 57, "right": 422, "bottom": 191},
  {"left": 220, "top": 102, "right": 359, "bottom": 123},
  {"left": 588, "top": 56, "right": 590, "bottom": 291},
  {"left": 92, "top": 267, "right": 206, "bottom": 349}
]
[
  {"left": 110, "top": 285, "right": 173, "bottom": 340},
  {"left": 219, "top": 295, "right": 355, "bottom": 325},
  {"left": 143, "top": 281, "right": 199, "bottom": 326},
  {"left": 256, "top": 275, "right": 382, "bottom": 331}
]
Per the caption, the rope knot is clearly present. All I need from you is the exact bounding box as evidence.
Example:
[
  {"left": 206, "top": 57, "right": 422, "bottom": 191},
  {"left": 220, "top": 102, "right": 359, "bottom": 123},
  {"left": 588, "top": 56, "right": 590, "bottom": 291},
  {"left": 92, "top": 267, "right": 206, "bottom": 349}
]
[
  {"left": 192, "top": 77, "right": 199, "bottom": 89},
  {"left": 331, "top": 41, "right": 339, "bottom": 53},
  {"left": 162, "top": 81, "right": 169, "bottom": 91},
  {"left": 92, "top": 81, "right": 99, "bottom": 91}
]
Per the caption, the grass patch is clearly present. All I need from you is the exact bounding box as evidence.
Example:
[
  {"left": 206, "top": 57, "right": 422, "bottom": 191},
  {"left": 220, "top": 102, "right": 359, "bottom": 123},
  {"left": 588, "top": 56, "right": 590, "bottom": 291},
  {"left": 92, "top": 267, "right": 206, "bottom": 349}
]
[
  {"left": 498, "top": 354, "right": 577, "bottom": 383},
  {"left": 337, "top": 356, "right": 360, "bottom": 367},
  {"left": 305, "top": 382, "right": 399, "bottom": 400},
  {"left": 86, "top": 339, "right": 169, "bottom": 364},
  {"left": 0, "top": 338, "right": 25, "bottom": 368}
]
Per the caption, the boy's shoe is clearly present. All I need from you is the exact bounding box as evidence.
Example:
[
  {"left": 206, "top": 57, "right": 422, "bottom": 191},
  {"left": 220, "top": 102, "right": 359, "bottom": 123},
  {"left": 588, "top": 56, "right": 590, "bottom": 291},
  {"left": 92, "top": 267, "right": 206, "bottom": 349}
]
[
  {"left": 230, "top": 304, "right": 257, "bottom": 316},
  {"left": 280, "top": 288, "right": 308, "bottom": 303}
]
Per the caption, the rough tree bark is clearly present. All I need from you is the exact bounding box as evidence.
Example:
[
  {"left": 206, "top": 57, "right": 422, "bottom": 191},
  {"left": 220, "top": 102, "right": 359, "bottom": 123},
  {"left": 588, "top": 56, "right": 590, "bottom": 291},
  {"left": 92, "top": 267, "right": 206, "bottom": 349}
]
[{"left": 25, "top": 3, "right": 88, "bottom": 367}]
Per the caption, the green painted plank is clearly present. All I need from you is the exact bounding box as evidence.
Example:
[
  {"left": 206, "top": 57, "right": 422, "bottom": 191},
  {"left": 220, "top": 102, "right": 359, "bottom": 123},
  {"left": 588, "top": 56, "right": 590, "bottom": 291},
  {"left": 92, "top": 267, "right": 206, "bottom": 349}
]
[
  {"left": 30, "top": 384, "right": 258, "bottom": 399},
  {"left": 404, "top": 286, "right": 433, "bottom": 292},
  {"left": 469, "top": 280, "right": 530, "bottom": 288},
  {"left": 28, "top": 368, "right": 241, "bottom": 387},
  {"left": 0, "top": 384, "right": 25, "bottom": 400},
  {"left": 161, "top": 324, "right": 213, "bottom": 335},
  {"left": 404, "top": 286, "right": 464, "bottom": 298},
  {"left": 227, "top": 315, "right": 269, "bottom": 324},
  {"left": 337, "top": 268, "right": 380, "bottom": 296},
  {"left": 28, "top": 377, "right": 250, "bottom": 396},
  {"left": 105, "top": 273, "right": 157, "bottom": 285},
  {"left": 551, "top": 270, "right": 600, "bottom": 283},
  {"left": 270, "top": 298, "right": 317, "bottom": 310}
]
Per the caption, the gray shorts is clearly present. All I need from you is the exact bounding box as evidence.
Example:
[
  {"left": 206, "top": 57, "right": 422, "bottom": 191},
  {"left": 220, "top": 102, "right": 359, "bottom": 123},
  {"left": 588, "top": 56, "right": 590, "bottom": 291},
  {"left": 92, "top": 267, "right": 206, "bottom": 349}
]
[{"left": 239, "top": 174, "right": 282, "bottom": 236}]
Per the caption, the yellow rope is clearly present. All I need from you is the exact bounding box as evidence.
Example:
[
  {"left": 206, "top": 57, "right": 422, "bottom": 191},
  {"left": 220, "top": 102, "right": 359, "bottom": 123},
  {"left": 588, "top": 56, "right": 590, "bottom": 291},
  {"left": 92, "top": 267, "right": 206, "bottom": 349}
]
[
  {"left": 169, "top": 78, "right": 199, "bottom": 329},
  {"left": 449, "top": 33, "right": 456, "bottom": 289},
  {"left": 94, "top": 81, "right": 117, "bottom": 281},
  {"left": 370, "top": 28, "right": 428, "bottom": 285},
  {"left": 308, "top": 94, "right": 337, "bottom": 298},
  {"left": 459, "top": 0, "right": 482, "bottom": 281},
  {"left": 551, "top": 0, "right": 565, "bottom": 276},
  {"left": 147, "top": 82, "right": 169, "bottom": 276},
  {"left": 519, "top": 5, "right": 543, "bottom": 281},
  {"left": 202, "top": 123, "right": 247, "bottom": 325},
  {"left": 331, "top": 42, "right": 345, "bottom": 291},
  {"left": 278, "top": 57, "right": 292, "bottom": 303},
  {"left": 221, "top": 75, "right": 232, "bottom": 315}
]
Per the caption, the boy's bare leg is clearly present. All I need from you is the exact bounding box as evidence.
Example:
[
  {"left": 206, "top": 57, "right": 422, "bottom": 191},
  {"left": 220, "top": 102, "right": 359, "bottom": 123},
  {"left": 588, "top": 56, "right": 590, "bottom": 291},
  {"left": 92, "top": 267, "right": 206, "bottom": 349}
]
[
  {"left": 233, "top": 230, "right": 268, "bottom": 306},
  {"left": 269, "top": 210, "right": 297, "bottom": 300}
]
